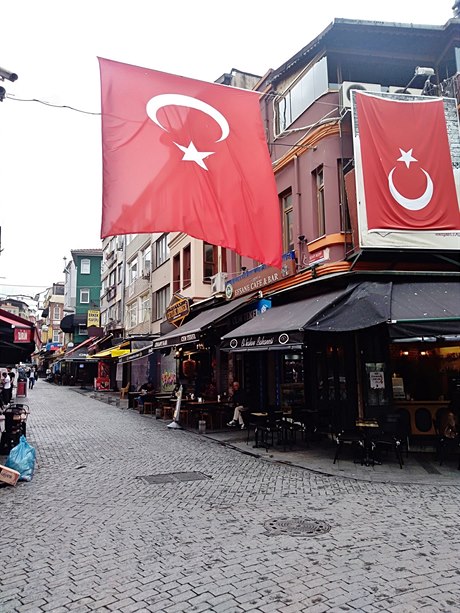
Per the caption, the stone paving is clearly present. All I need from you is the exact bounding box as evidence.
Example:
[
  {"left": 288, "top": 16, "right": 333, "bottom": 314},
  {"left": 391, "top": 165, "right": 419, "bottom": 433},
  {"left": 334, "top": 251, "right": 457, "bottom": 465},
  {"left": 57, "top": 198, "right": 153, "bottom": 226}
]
[{"left": 1, "top": 382, "right": 460, "bottom": 613}]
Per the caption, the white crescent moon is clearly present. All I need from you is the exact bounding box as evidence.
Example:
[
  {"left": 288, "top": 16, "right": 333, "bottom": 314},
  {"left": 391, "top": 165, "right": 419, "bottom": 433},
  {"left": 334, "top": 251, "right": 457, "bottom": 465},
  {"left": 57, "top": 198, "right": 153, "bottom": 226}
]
[
  {"left": 146, "top": 94, "right": 229, "bottom": 142},
  {"left": 388, "top": 167, "right": 433, "bottom": 211}
]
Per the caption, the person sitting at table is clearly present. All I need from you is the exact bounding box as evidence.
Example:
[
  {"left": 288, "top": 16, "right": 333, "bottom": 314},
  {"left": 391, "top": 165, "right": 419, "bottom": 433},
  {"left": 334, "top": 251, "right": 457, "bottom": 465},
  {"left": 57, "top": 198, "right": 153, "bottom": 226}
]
[
  {"left": 136, "top": 382, "right": 156, "bottom": 410},
  {"left": 227, "top": 381, "right": 248, "bottom": 429}
]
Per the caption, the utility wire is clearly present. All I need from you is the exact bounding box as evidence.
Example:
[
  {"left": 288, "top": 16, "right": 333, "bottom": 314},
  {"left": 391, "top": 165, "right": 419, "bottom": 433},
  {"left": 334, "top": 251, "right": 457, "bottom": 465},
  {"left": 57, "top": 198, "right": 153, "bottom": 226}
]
[{"left": 5, "top": 94, "right": 100, "bottom": 115}]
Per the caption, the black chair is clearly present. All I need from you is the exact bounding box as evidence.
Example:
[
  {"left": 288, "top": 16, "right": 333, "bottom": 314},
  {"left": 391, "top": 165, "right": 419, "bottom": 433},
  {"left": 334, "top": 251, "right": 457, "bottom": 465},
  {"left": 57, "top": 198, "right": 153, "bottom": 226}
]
[
  {"left": 374, "top": 413, "right": 405, "bottom": 469},
  {"left": 333, "top": 429, "right": 364, "bottom": 464},
  {"left": 433, "top": 409, "right": 460, "bottom": 469}
]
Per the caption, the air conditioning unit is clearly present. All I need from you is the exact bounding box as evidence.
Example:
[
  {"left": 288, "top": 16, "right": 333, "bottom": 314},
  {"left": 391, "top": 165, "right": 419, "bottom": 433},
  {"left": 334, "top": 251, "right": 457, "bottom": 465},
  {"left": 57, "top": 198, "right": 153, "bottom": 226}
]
[
  {"left": 389, "top": 86, "right": 423, "bottom": 96},
  {"left": 210, "top": 272, "right": 227, "bottom": 294},
  {"left": 339, "top": 82, "right": 382, "bottom": 110}
]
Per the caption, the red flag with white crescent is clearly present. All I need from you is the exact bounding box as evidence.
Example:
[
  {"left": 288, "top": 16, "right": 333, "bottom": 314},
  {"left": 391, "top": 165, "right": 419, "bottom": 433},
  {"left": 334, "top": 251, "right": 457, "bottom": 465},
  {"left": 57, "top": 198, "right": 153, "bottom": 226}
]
[
  {"left": 355, "top": 92, "right": 460, "bottom": 231},
  {"left": 98, "top": 58, "right": 282, "bottom": 268}
]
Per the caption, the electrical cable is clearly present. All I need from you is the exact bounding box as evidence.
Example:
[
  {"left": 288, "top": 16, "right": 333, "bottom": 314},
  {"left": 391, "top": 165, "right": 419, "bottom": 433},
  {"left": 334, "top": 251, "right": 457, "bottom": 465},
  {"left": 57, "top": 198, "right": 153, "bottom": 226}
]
[{"left": 5, "top": 94, "right": 100, "bottom": 115}]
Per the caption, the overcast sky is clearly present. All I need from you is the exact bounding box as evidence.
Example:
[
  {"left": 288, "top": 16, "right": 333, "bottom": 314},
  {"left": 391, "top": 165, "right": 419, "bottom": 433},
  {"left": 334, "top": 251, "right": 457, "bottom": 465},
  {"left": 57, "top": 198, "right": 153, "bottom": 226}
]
[{"left": 0, "top": 0, "right": 452, "bottom": 301}]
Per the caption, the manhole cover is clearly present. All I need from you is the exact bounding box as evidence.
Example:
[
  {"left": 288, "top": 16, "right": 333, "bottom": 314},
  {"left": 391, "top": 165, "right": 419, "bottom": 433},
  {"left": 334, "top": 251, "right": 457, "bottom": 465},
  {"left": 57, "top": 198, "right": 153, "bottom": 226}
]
[
  {"left": 264, "top": 517, "right": 331, "bottom": 537},
  {"left": 139, "top": 471, "right": 210, "bottom": 484}
]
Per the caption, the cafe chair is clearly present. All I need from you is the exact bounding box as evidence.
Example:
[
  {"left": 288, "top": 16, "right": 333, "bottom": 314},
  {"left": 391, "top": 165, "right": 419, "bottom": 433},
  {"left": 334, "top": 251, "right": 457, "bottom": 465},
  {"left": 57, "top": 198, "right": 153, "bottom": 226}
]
[
  {"left": 119, "top": 382, "right": 130, "bottom": 400},
  {"left": 374, "top": 414, "right": 405, "bottom": 469},
  {"left": 333, "top": 429, "right": 364, "bottom": 464},
  {"left": 433, "top": 409, "right": 460, "bottom": 469}
]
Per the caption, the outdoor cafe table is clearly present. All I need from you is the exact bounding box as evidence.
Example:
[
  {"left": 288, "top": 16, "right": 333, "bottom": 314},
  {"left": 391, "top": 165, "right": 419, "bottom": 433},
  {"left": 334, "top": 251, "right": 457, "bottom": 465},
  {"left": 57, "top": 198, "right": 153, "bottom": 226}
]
[
  {"left": 355, "top": 418, "right": 380, "bottom": 466},
  {"left": 184, "top": 400, "right": 230, "bottom": 429}
]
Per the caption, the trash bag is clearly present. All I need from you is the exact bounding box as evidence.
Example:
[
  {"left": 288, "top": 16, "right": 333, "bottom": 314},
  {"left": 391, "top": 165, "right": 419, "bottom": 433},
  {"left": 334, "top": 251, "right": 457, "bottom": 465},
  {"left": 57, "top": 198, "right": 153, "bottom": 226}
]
[{"left": 5, "top": 435, "right": 36, "bottom": 482}]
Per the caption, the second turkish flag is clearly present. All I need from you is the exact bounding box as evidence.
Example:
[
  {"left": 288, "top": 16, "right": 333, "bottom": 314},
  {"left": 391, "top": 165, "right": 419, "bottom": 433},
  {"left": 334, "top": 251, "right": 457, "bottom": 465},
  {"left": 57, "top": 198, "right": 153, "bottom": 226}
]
[{"left": 355, "top": 92, "right": 460, "bottom": 231}]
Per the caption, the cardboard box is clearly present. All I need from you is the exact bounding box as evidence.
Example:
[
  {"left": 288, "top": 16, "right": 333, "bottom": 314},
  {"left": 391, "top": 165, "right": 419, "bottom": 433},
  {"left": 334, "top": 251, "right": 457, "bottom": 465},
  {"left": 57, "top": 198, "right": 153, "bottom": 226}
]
[{"left": 0, "top": 464, "right": 20, "bottom": 486}]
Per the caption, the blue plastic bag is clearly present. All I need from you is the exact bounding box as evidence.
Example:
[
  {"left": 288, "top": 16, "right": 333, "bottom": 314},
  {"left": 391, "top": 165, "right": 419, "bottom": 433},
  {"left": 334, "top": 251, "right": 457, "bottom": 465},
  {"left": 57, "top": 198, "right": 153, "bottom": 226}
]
[{"left": 5, "top": 435, "right": 36, "bottom": 482}]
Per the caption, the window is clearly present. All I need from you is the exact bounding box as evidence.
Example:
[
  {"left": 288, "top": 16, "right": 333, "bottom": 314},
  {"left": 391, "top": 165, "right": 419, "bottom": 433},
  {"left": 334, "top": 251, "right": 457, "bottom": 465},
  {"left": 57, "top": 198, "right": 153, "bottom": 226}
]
[
  {"left": 153, "top": 285, "right": 170, "bottom": 321},
  {"left": 81, "top": 259, "right": 91, "bottom": 274},
  {"left": 280, "top": 192, "right": 294, "bottom": 252},
  {"left": 80, "top": 289, "right": 90, "bottom": 304},
  {"left": 275, "top": 57, "right": 328, "bottom": 135},
  {"left": 53, "top": 305, "right": 60, "bottom": 320},
  {"left": 203, "top": 243, "right": 215, "bottom": 282},
  {"left": 128, "top": 257, "right": 138, "bottom": 284},
  {"left": 182, "top": 244, "right": 191, "bottom": 288},
  {"left": 154, "top": 234, "right": 169, "bottom": 268},
  {"left": 140, "top": 294, "right": 150, "bottom": 322},
  {"left": 127, "top": 302, "right": 137, "bottom": 328},
  {"left": 109, "top": 270, "right": 116, "bottom": 287},
  {"left": 52, "top": 329, "right": 60, "bottom": 343},
  {"left": 173, "top": 254, "right": 180, "bottom": 293},
  {"left": 202, "top": 244, "right": 227, "bottom": 282},
  {"left": 338, "top": 159, "right": 352, "bottom": 232},
  {"left": 313, "top": 166, "right": 325, "bottom": 238},
  {"left": 141, "top": 245, "right": 152, "bottom": 277},
  {"left": 78, "top": 324, "right": 88, "bottom": 336},
  {"left": 117, "top": 263, "right": 123, "bottom": 283}
]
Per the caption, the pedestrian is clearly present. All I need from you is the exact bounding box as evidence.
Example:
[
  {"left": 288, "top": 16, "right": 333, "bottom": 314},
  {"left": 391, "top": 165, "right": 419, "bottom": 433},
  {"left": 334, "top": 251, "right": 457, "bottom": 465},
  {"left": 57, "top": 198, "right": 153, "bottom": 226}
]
[
  {"left": 1, "top": 371, "right": 11, "bottom": 405},
  {"left": 226, "top": 381, "right": 248, "bottom": 429},
  {"left": 28, "top": 369, "right": 35, "bottom": 389},
  {"left": 7, "top": 368, "right": 15, "bottom": 403}
]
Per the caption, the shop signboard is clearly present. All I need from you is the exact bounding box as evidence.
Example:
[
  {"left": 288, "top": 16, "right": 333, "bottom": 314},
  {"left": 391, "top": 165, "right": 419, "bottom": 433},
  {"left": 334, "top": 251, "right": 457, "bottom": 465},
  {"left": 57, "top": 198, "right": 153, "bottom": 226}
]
[
  {"left": 166, "top": 294, "right": 191, "bottom": 327},
  {"left": 225, "top": 251, "right": 296, "bottom": 300},
  {"left": 14, "top": 328, "right": 31, "bottom": 343},
  {"left": 87, "top": 310, "right": 100, "bottom": 327}
]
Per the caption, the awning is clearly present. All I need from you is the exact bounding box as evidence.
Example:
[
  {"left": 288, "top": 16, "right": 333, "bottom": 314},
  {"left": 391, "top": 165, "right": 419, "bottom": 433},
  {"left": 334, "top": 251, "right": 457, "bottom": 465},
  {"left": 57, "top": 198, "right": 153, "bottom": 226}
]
[
  {"left": 63, "top": 336, "right": 96, "bottom": 360},
  {"left": 60, "top": 313, "right": 87, "bottom": 333},
  {"left": 303, "top": 280, "right": 460, "bottom": 336},
  {"left": 221, "top": 289, "right": 348, "bottom": 351},
  {"left": 0, "top": 312, "right": 30, "bottom": 328},
  {"left": 389, "top": 281, "right": 460, "bottom": 338},
  {"left": 90, "top": 341, "right": 130, "bottom": 359},
  {"left": 119, "top": 344, "right": 155, "bottom": 364},
  {"left": 153, "top": 296, "right": 254, "bottom": 349},
  {"left": 87, "top": 333, "right": 114, "bottom": 355}
]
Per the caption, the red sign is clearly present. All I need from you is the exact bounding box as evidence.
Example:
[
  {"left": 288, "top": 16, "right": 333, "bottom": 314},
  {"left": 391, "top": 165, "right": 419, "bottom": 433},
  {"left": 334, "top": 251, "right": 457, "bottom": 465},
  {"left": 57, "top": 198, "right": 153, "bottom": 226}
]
[
  {"left": 355, "top": 93, "right": 460, "bottom": 231},
  {"left": 14, "top": 328, "right": 31, "bottom": 343},
  {"left": 98, "top": 58, "right": 283, "bottom": 268}
]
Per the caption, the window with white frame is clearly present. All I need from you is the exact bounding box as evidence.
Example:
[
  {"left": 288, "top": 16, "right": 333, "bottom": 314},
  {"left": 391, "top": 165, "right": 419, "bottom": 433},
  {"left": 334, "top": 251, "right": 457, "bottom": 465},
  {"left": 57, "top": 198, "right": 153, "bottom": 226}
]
[
  {"left": 154, "top": 234, "right": 169, "bottom": 268},
  {"left": 53, "top": 305, "right": 60, "bottom": 320},
  {"left": 80, "top": 289, "right": 90, "bottom": 303},
  {"left": 127, "top": 302, "right": 137, "bottom": 328},
  {"left": 52, "top": 329, "right": 60, "bottom": 343},
  {"left": 141, "top": 246, "right": 152, "bottom": 277},
  {"left": 128, "top": 257, "right": 138, "bottom": 284},
  {"left": 117, "top": 263, "right": 123, "bottom": 283},
  {"left": 275, "top": 57, "right": 328, "bottom": 136},
  {"left": 140, "top": 294, "right": 150, "bottom": 322},
  {"left": 81, "top": 258, "right": 91, "bottom": 274},
  {"left": 153, "top": 285, "right": 170, "bottom": 321}
]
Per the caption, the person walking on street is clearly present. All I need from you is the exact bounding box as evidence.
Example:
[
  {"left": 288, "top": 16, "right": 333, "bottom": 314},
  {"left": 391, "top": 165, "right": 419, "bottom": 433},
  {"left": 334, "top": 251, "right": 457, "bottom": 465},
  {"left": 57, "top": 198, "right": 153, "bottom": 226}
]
[
  {"left": 28, "top": 369, "right": 35, "bottom": 389},
  {"left": 1, "top": 371, "right": 11, "bottom": 405}
]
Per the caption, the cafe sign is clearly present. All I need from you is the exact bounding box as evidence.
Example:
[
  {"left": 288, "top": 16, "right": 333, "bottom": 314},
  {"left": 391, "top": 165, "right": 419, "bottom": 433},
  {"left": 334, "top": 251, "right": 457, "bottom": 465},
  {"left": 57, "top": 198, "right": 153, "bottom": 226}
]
[
  {"left": 14, "top": 328, "right": 31, "bottom": 343},
  {"left": 223, "top": 330, "right": 304, "bottom": 351},
  {"left": 166, "top": 293, "right": 191, "bottom": 327},
  {"left": 87, "top": 310, "right": 100, "bottom": 327},
  {"left": 225, "top": 251, "right": 296, "bottom": 300}
]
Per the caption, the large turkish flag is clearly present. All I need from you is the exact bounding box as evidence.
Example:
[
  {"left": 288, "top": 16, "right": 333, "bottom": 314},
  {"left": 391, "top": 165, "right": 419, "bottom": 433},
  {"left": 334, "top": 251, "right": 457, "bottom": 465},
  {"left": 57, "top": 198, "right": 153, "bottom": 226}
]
[
  {"left": 99, "top": 58, "right": 282, "bottom": 268},
  {"left": 355, "top": 92, "right": 460, "bottom": 231}
]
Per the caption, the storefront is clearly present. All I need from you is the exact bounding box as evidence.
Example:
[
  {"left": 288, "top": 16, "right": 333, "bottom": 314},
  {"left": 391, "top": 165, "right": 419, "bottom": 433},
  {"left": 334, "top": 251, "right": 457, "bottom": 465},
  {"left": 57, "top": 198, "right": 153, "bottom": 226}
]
[
  {"left": 222, "top": 277, "right": 460, "bottom": 434},
  {"left": 153, "top": 295, "right": 260, "bottom": 400}
]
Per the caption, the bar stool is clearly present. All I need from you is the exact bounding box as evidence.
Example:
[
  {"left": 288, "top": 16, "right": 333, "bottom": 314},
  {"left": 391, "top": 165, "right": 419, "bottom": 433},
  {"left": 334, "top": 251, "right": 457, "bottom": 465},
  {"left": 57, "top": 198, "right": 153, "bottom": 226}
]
[{"left": 143, "top": 402, "right": 154, "bottom": 415}]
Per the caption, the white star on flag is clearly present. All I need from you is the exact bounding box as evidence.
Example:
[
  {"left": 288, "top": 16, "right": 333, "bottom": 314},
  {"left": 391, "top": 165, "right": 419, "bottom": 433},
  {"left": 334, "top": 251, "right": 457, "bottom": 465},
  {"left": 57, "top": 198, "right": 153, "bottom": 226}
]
[
  {"left": 173, "top": 141, "right": 215, "bottom": 170},
  {"left": 397, "top": 148, "right": 417, "bottom": 168}
]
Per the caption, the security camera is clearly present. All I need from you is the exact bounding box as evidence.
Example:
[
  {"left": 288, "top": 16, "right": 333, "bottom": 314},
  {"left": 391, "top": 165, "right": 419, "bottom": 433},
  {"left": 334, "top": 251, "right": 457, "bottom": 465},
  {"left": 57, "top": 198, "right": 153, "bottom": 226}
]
[{"left": 0, "top": 67, "right": 18, "bottom": 82}]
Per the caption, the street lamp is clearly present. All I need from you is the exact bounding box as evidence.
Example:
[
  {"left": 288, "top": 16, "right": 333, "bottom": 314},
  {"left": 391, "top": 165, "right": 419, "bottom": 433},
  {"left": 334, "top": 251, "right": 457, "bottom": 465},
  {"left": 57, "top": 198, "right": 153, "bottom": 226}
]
[{"left": 403, "top": 66, "right": 435, "bottom": 94}]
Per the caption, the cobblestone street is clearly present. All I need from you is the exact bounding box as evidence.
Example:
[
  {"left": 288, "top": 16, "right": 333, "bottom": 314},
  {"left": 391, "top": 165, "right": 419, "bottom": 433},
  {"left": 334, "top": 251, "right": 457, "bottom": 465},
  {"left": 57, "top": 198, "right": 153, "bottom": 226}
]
[{"left": 1, "top": 382, "right": 460, "bottom": 613}]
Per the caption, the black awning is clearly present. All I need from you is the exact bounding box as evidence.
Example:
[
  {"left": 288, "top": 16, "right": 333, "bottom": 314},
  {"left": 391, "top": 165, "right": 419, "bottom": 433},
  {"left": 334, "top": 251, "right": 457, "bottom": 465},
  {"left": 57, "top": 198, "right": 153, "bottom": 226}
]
[
  {"left": 221, "top": 288, "right": 348, "bottom": 351},
  {"left": 153, "top": 296, "right": 254, "bottom": 349},
  {"left": 305, "top": 282, "right": 392, "bottom": 332},
  {"left": 389, "top": 281, "right": 460, "bottom": 338},
  {"left": 303, "top": 280, "right": 460, "bottom": 336}
]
